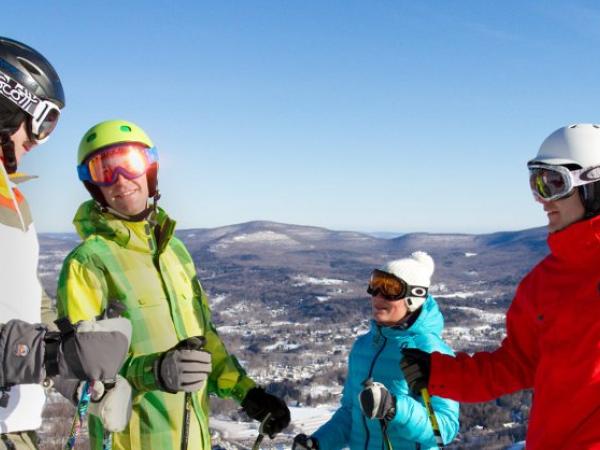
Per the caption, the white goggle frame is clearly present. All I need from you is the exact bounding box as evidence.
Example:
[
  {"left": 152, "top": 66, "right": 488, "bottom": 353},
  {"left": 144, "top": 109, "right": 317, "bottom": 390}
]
[
  {"left": 528, "top": 163, "right": 600, "bottom": 202},
  {"left": 0, "top": 70, "right": 61, "bottom": 143}
]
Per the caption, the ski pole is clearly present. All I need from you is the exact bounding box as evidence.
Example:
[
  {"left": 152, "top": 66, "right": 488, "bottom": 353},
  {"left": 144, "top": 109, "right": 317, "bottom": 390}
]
[
  {"left": 179, "top": 336, "right": 206, "bottom": 450},
  {"left": 252, "top": 412, "right": 272, "bottom": 450},
  {"left": 420, "top": 388, "right": 443, "bottom": 448},
  {"left": 64, "top": 381, "right": 93, "bottom": 450}
]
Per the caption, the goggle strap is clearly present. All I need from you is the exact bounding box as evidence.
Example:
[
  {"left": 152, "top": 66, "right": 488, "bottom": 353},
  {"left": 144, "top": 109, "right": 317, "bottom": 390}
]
[
  {"left": 569, "top": 165, "right": 600, "bottom": 187},
  {"left": 147, "top": 146, "right": 159, "bottom": 163},
  {"left": 77, "top": 164, "right": 91, "bottom": 182}
]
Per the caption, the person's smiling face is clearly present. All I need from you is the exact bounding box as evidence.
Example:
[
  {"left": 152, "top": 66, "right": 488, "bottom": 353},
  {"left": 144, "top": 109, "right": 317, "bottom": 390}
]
[
  {"left": 99, "top": 173, "right": 149, "bottom": 216},
  {"left": 371, "top": 294, "right": 409, "bottom": 326}
]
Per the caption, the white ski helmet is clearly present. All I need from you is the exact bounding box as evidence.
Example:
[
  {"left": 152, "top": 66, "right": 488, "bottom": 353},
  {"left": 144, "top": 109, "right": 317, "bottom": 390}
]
[{"left": 528, "top": 124, "right": 600, "bottom": 217}]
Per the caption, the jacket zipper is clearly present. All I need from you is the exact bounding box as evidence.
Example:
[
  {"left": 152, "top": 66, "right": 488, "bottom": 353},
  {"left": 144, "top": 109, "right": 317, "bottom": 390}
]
[
  {"left": 146, "top": 223, "right": 204, "bottom": 449},
  {"left": 363, "top": 325, "right": 388, "bottom": 450}
]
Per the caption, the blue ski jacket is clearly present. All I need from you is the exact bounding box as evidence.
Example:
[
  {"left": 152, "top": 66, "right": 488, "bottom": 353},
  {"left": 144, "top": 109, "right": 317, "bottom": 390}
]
[{"left": 313, "top": 296, "right": 459, "bottom": 450}]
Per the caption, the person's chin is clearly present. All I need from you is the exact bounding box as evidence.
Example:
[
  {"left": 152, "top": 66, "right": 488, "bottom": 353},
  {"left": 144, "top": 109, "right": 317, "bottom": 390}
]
[
  {"left": 373, "top": 312, "right": 388, "bottom": 322},
  {"left": 547, "top": 219, "right": 563, "bottom": 233}
]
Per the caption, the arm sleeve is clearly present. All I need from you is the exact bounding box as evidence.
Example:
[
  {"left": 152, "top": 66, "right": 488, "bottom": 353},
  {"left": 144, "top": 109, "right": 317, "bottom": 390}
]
[
  {"left": 388, "top": 393, "right": 459, "bottom": 446},
  {"left": 429, "top": 281, "right": 538, "bottom": 402},
  {"left": 169, "top": 237, "right": 257, "bottom": 401},
  {"left": 311, "top": 358, "right": 353, "bottom": 450},
  {"left": 57, "top": 257, "right": 106, "bottom": 322},
  {"left": 197, "top": 285, "right": 256, "bottom": 402}
]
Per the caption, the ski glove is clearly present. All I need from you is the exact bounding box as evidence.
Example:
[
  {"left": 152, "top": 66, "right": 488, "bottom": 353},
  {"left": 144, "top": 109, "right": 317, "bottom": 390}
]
[
  {"left": 88, "top": 375, "right": 133, "bottom": 432},
  {"left": 292, "top": 434, "right": 319, "bottom": 450},
  {"left": 53, "top": 376, "right": 132, "bottom": 432},
  {"left": 0, "top": 318, "right": 131, "bottom": 388},
  {"left": 241, "top": 387, "right": 291, "bottom": 437},
  {"left": 155, "top": 336, "right": 211, "bottom": 393},
  {"left": 400, "top": 348, "right": 432, "bottom": 394},
  {"left": 359, "top": 380, "right": 396, "bottom": 421}
]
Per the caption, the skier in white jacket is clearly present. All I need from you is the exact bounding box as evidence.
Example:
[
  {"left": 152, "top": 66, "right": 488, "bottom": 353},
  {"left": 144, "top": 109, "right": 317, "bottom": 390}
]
[{"left": 0, "top": 37, "right": 132, "bottom": 449}]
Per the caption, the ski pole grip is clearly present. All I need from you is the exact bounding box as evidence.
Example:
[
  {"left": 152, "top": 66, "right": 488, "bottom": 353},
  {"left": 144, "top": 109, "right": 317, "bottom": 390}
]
[{"left": 177, "top": 336, "right": 206, "bottom": 351}]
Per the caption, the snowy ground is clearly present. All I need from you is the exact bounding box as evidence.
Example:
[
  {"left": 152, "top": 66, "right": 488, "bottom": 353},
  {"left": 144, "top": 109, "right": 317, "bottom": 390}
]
[{"left": 210, "top": 406, "right": 336, "bottom": 448}]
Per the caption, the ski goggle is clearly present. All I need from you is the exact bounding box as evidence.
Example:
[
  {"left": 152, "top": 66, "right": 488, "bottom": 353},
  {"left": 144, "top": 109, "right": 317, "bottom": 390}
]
[
  {"left": 0, "top": 70, "right": 61, "bottom": 143},
  {"left": 77, "top": 143, "right": 158, "bottom": 186},
  {"left": 528, "top": 163, "right": 600, "bottom": 202},
  {"left": 367, "top": 269, "right": 428, "bottom": 301}
]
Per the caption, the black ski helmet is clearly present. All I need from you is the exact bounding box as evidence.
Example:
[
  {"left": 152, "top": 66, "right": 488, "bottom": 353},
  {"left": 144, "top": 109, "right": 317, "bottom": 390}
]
[{"left": 0, "top": 37, "right": 65, "bottom": 172}]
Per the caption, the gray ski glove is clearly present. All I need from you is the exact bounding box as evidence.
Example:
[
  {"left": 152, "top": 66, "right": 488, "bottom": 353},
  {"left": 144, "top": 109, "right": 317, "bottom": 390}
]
[
  {"left": 155, "top": 337, "right": 211, "bottom": 393},
  {"left": 359, "top": 380, "right": 396, "bottom": 421},
  {"left": 0, "top": 318, "right": 131, "bottom": 388},
  {"left": 292, "top": 434, "right": 319, "bottom": 450}
]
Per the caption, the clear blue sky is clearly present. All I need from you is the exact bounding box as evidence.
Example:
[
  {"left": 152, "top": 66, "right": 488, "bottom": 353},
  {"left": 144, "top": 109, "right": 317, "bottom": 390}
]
[{"left": 4, "top": 1, "right": 600, "bottom": 233}]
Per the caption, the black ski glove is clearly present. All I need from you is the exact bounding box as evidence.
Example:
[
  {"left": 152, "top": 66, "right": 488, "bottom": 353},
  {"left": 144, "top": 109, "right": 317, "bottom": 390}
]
[
  {"left": 359, "top": 380, "right": 396, "bottom": 421},
  {"left": 155, "top": 337, "right": 211, "bottom": 393},
  {"left": 400, "top": 348, "right": 432, "bottom": 394},
  {"left": 292, "top": 434, "right": 319, "bottom": 450},
  {"left": 241, "top": 387, "right": 291, "bottom": 437}
]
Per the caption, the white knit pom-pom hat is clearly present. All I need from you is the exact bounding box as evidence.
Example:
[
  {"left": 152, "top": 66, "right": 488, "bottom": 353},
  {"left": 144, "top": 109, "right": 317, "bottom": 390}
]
[{"left": 382, "top": 251, "right": 434, "bottom": 311}]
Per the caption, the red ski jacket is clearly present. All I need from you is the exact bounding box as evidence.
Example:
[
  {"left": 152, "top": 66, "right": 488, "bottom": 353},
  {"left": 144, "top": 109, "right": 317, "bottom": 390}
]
[{"left": 429, "top": 215, "right": 600, "bottom": 450}]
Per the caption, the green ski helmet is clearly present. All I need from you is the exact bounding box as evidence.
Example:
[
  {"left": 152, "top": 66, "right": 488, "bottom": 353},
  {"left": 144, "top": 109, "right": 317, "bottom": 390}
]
[{"left": 77, "top": 119, "right": 159, "bottom": 207}]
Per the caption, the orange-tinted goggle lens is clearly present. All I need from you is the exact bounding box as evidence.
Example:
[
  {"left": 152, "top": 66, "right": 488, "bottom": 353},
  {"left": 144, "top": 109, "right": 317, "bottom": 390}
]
[
  {"left": 86, "top": 144, "right": 152, "bottom": 186},
  {"left": 367, "top": 269, "right": 407, "bottom": 300}
]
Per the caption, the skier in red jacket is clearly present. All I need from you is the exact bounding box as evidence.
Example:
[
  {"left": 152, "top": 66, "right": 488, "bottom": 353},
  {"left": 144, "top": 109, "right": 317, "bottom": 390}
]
[{"left": 400, "top": 123, "right": 600, "bottom": 450}]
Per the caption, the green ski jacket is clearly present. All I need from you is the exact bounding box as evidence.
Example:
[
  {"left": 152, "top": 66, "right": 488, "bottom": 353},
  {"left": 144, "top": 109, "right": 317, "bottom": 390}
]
[{"left": 57, "top": 200, "right": 255, "bottom": 450}]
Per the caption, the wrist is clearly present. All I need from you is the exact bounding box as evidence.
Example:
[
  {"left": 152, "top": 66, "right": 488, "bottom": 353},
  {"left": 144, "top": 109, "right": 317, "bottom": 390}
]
[{"left": 153, "top": 351, "right": 177, "bottom": 393}]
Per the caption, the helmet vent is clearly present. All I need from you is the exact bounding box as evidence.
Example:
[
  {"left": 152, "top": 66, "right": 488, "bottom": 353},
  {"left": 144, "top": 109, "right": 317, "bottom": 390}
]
[
  {"left": 120, "top": 125, "right": 132, "bottom": 133},
  {"left": 16, "top": 57, "right": 42, "bottom": 76},
  {"left": 86, "top": 132, "right": 97, "bottom": 143}
]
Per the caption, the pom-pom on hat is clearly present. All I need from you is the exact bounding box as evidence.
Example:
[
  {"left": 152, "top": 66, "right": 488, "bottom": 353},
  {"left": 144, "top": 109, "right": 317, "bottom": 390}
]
[{"left": 382, "top": 251, "right": 434, "bottom": 311}]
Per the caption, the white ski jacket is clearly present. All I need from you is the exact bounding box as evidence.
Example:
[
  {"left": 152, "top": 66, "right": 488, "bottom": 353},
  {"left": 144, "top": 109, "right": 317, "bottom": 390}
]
[{"left": 0, "top": 164, "right": 45, "bottom": 433}]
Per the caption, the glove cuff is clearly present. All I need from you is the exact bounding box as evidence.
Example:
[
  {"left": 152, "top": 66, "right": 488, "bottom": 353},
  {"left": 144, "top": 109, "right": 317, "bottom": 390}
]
[
  {"left": 385, "top": 394, "right": 397, "bottom": 421},
  {"left": 154, "top": 351, "right": 177, "bottom": 394}
]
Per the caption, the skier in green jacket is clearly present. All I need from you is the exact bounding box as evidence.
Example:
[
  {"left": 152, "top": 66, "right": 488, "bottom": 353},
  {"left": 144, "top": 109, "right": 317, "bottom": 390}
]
[{"left": 57, "top": 119, "right": 290, "bottom": 450}]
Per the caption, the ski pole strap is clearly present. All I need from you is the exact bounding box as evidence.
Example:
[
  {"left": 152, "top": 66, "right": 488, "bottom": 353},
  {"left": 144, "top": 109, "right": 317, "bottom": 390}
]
[
  {"left": 252, "top": 412, "right": 272, "bottom": 450},
  {"left": 64, "top": 381, "right": 93, "bottom": 450},
  {"left": 420, "top": 388, "right": 443, "bottom": 448}
]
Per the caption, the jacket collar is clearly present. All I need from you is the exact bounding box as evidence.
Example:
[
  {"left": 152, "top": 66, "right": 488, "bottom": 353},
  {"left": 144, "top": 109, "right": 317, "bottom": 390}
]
[
  {"left": 369, "top": 295, "right": 444, "bottom": 339},
  {"left": 72, "top": 200, "right": 176, "bottom": 253},
  {"left": 547, "top": 215, "right": 600, "bottom": 264}
]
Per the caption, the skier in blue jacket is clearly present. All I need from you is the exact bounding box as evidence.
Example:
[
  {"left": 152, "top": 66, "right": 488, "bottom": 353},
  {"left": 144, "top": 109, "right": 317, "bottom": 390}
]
[{"left": 293, "top": 251, "right": 459, "bottom": 450}]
